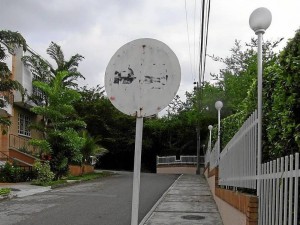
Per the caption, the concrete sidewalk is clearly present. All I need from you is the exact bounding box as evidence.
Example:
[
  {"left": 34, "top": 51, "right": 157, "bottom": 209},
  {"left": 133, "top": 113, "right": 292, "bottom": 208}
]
[
  {"left": 0, "top": 182, "right": 51, "bottom": 199},
  {"left": 140, "top": 174, "right": 223, "bottom": 225}
]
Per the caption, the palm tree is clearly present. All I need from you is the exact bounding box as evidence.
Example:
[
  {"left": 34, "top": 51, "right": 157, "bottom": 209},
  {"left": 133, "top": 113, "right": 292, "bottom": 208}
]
[
  {"left": 22, "top": 42, "right": 85, "bottom": 105},
  {"left": 80, "top": 130, "right": 107, "bottom": 165},
  {"left": 29, "top": 71, "right": 87, "bottom": 178},
  {"left": 46, "top": 42, "right": 85, "bottom": 87}
]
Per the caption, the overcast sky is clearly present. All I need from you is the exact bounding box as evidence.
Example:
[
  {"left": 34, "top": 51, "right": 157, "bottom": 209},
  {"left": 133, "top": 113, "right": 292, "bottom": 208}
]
[{"left": 1, "top": 0, "right": 299, "bottom": 104}]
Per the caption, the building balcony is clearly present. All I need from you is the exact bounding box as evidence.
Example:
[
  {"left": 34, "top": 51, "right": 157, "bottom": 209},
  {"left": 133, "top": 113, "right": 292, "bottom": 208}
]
[{"left": 13, "top": 47, "right": 36, "bottom": 109}]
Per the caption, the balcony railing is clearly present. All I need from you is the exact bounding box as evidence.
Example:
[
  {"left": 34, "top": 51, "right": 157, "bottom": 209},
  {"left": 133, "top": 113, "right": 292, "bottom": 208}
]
[{"left": 9, "top": 134, "right": 38, "bottom": 156}]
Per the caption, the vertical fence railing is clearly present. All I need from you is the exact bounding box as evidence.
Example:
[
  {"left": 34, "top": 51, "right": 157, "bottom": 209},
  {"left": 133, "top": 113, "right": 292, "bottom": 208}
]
[
  {"left": 259, "top": 153, "right": 299, "bottom": 225},
  {"left": 219, "top": 110, "right": 258, "bottom": 189},
  {"left": 209, "top": 140, "right": 219, "bottom": 169},
  {"left": 156, "top": 155, "right": 198, "bottom": 165},
  {"left": 180, "top": 155, "right": 198, "bottom": 164},
  {"left": 156, "top": 156, "right": 176, "bottom": 165},
  {"left": 9, "top": 134, "right": 37, "bottom": 155},
  {"left": 205, "top": 149, "right": 210, "bottom": 167},
  {"left": 204, "top": 109, "right": 299, "bottom": 224}
]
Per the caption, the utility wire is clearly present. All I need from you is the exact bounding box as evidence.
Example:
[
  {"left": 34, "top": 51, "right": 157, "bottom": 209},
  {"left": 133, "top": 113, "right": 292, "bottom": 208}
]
[
  {"left": 185, "top": 0, "right": 195, "bottom": 82},
  {"left": 198, "top": 0, "right": 211, "bottom": 87},
  {"left": 193, "top": 0, "right": 197, "bottom": 81},
  {"left": 202, "top": 0, "right": 211, "bottom": 85},
  {"left": 199, "top": 0, "right": 206, "bottom": 86}
]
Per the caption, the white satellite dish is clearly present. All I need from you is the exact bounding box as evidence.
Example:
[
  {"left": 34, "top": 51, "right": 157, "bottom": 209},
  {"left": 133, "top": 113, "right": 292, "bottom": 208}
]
[
  {"left": 105, "top": 38, "right": 181, "bottom": 117},
  {"left": 105, "top": 38, "right": 181, "bottom": 225}
]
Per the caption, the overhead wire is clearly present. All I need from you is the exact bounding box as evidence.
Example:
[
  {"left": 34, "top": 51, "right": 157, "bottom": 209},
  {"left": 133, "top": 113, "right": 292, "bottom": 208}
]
[
  {"left": 184, "top": 0, "right": 211, "bottom": 88},
  {"left": 202, "top": 0, "right": 211, "bottom": 86},
  {"left": 199, "top": 0, "right": 211, "bottom": 88},
  {"left": 199, "top": 0, "right": 206, "bottom": 87},
  {"left": 193, "top": 0, "right": 197, "bottom": 81},
  {"left": 184, "top": 0, "right": 195, "bottom": 82}
]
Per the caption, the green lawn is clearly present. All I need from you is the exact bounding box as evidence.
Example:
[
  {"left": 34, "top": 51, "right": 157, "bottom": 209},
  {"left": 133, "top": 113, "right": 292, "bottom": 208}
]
[
  {"left": 0, "top": 188, "right": 11, "bottom": 196},
  {"left": 32, "top": 171, "right": 114, "bottom": 188},
  {"left": 66, "top": 171, "right": 113, "bottom": 181}
]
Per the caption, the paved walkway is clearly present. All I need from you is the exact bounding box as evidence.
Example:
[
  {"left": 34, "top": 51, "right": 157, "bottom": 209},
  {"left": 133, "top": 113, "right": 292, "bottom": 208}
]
[
  {"left": 0, "top": 182, "right": 50, "bottom": 199},
  {"left": 140, "top": 174, "right": 223, "bottom": 225}
]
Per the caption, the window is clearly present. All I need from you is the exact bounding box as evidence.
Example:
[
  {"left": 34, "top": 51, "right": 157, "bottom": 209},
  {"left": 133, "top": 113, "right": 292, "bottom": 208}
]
[{"left": 18, "top": 113, "right": 31, "bottom": 137}]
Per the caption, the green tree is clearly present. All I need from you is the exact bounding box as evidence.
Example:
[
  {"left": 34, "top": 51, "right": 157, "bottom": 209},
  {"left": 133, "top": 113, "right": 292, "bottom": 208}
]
[
  {"left": 30, "top": 71, "right": 86, "bottom": 179},
  {"left": 210, "top": 38, "right": 281, "bottom": 115},
  {"left": 263, "top": 29, "right": 300, "bottom": 159},
  {"left": 80, "top": 130, "right": 107, "bottom": 165},
  {"left": 0, "top": 30, "right": 26, "bottom": 128},
  {"left": 22, "top": 41, "right": 85, "bottom": 105},
  {"left": 208, "top": 38, "right": 282, "bottom": 150},
  {"left": 74, "top": 86, "right": 136, "bottom": 171}
]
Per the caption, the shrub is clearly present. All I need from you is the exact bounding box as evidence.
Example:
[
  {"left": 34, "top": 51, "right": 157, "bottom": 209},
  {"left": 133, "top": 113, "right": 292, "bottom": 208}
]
[
  {"left": 0, "top": 162, "right": 36, "bottom": 182},
  {"left": 0, "top": 188, "right": 10, "bottom": 195},
  {"left": 33, "top": 161, "right": 54, "bottom": 183}
]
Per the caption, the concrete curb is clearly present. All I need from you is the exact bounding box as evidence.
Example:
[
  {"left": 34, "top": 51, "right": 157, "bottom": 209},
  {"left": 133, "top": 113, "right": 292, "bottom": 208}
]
[
  {"left": 0, "top": 193, "right": 16, "bottom": 202},
  {"left": 139, "top": 174, "right": 183, "bottom": 225}
]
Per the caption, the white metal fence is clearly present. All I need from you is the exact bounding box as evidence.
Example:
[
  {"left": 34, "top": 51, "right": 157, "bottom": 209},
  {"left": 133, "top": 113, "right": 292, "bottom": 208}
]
[
  {"left": 204, "top": 109, "right": 299, "bottom": 224},
  {"left": 219, "top": 110, "right": 258, "bottom": 189},
  {"left": 157, "top": 155, "right": 200, "bottom": 165},
  {"left": 205, "top": 148, "right": 210, "bottom": 166},
  {"left": 209, "top": 140, "right": 219, "bottom": 169},
  {"left": 259, "top": 153, "right": 299, "bottom": 225}
]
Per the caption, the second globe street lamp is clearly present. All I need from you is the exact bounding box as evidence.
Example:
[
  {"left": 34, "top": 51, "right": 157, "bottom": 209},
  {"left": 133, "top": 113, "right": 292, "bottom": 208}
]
[{"left": 215, "top": 101, "right": 223, "bottom": 163}]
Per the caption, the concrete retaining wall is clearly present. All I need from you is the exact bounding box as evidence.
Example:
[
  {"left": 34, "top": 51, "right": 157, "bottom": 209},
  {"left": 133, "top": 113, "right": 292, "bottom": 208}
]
[
  {"left": 69, "top": 164, "right": 94, "bottom": 176},
  {"left": 204, "top": 167, "right": 257, "bottom": 225},
  {"left": 156, "top": 165, "right": 196, "bottom": 174}
]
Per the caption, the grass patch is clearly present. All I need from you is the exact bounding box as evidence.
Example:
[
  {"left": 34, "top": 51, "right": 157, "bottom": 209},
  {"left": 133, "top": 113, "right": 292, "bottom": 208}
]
[
  {"left": 67, "top": 171, "right": 113, "bottom": 181},
  {"left": 32, "top": 179, "right": 67, "bottom": 187},
  {"left": 32, "top": 171, "right": 114, "bottom": 187},
  {"left": 0, "top": 188, "right": 11, "bottom": 196}
]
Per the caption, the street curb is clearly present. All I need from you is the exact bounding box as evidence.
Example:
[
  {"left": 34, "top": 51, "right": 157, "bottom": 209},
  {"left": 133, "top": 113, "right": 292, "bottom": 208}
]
[
  {"left": 0, "top": 193, "right": 16, "bottom": 202},
  {"left": 50, "top": 180, "right": 82, "bottom": 189},
  {"left": 139, "top": 174, "right": 183, "bottom": 225}
]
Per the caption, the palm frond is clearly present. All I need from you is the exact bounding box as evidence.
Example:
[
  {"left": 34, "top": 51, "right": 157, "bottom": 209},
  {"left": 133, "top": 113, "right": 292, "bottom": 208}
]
[{"left": 46, "top": 42, "right": 64, "bottom": 69}]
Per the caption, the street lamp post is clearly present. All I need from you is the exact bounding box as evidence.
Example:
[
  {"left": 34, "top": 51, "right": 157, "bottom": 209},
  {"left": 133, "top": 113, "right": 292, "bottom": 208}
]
[
  {"left": 249, "top": 7, "right": 272, "bottom": 198},
  {"left": 215, "top": 101, "right": 223, "bottom": 163},
  {"left": 208, "top": 125, "right": 213, "bottom": 152}
]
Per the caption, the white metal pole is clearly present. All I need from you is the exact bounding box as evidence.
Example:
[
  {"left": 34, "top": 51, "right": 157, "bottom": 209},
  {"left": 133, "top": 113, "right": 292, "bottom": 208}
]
[
  {"left": 218, "top": 109, "right": 221, "bottom": 162},
  {"left": 131, "top": 117, "right": 143, "bottom": 225},
  {"left": 196, "top": 127, "right": 200, "bottom": 174},
  {"left": 209, "top": 129, "right": 212, "bottom": 151},
  {"left": 257, "top": 32, "right": 263, "bottom": 197}
]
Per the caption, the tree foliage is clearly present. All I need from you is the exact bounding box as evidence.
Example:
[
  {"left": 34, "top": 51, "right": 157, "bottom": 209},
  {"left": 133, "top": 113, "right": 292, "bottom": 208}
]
[
  {"left": 263, "top": 29, "right": 300, "bottom": 159},
  {"left": 30, "top": 71, "right": 86, "bottom": 179},
  {"left": 79, "top": 130, "right": 108, "bottom": 164},
  {"left": 22, "top": 41, "right": 85, "bottom": 106},
  {"left": 74, "top": 86, "right": 136, "bottom": 171}
]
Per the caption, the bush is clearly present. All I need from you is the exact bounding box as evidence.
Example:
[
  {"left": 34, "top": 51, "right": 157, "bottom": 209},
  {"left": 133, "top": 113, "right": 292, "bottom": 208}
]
[
  {"left": 0, "top": 188, "right": 10, "bottom": 195},
  {"left": 33, "top": 161, "right": 54, "bottom": 183},
  {"left": 0, "top": 162, "right": 36, "bottom": 182}
]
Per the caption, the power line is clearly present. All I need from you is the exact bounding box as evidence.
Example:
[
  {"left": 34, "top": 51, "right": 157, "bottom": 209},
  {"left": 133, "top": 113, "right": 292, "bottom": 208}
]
[
  {"left": 184, "top": 0, "right": 195, "bottom": 82},
  {"left": 202, "top": 0, "right": 211, "bottom": 85},
  {"left": 193, "top": 0, "right": 197, "bottom": 80},
  {"left": 199, "top": 0, "right": 206, "bottom": 86},
  {"left": 198, "top": 0, "right": 211, "bottom": 87}
]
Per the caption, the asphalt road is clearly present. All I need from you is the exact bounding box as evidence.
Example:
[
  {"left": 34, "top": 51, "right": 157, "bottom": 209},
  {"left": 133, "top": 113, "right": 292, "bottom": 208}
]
[{"left": 0, "top": 171, "right": 178, "bottom": 225}]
